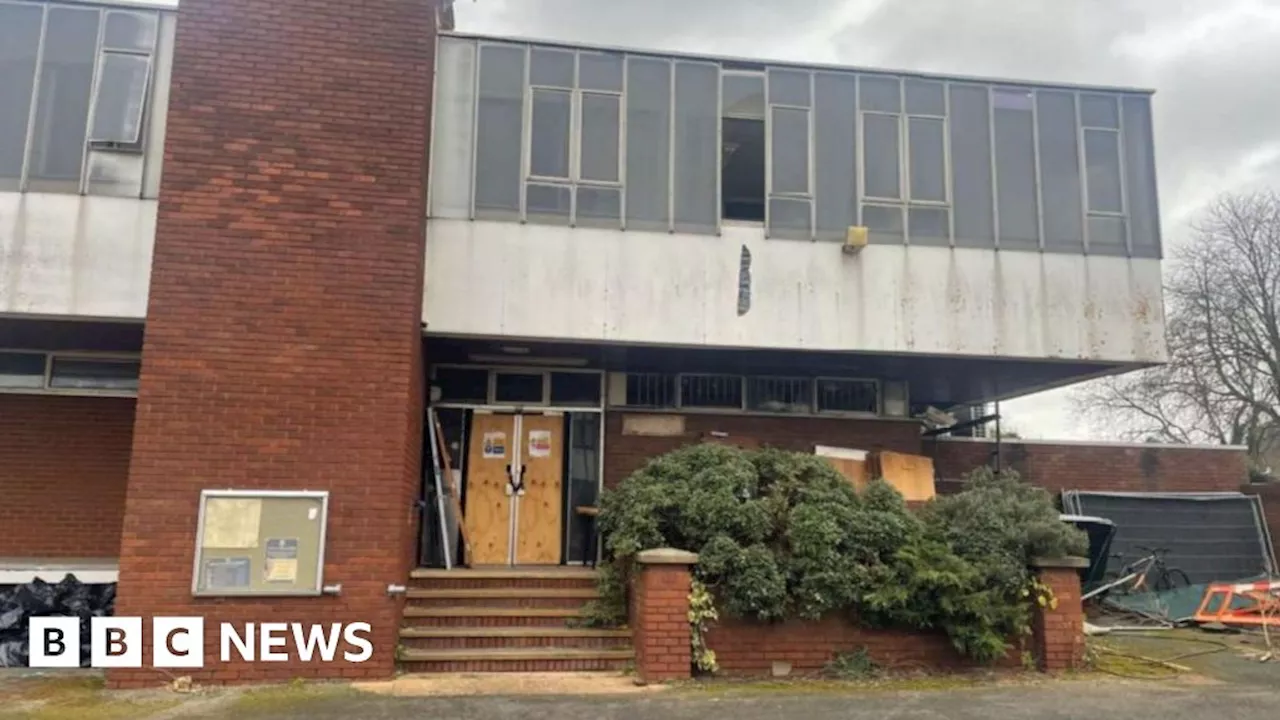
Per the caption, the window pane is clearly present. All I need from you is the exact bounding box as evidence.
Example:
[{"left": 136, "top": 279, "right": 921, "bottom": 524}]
[
  {"left": 565, "top": 412, "right": 601, "bottom": 563},
  {"left": 430, "top": 37, "right": 476, "bottom": 219},
  {"left": 103, "top": 10, "right": 157, "bottom": 52},
  {"left": 770, "top": 106, "right": 809, "bottom": 195},
  {"left": 578, "top": 52, "right": 622, "bottom": 91},
  {"left": 550, "top": 372, "right": 602, "bottom": 406},
  {"left": 680, "top": 375, "right": 742, "bottom": 409},
  {"left": 768, "top": 196, "right": 811, "bottom": 239},
  {"left": 816, "top": 378, "right": 877, "bottom": 413},
  {"left": 474, "top": 45, "right": 525, "bottom": 215},
  {"left": 530, "top": 47, "right": 573, "bottom": 87},
  {"left": 1123, "top": 96, "right": 1161, "bottom": 258},
  {"left": 49, "top": 357, "right": 139, "bottom": 391},
  {"left": 434, "top": 366, "right": 488, "bottom": 403},
  {"left": 1081, "top": 94, "right": 1119, "bottom": 128},
  {"left": 0, "top": 2, "right": 42, "bottom": 182},
  {"left": 859, "top": 76, "right": 900, "bottom": 112},
  {"left": 625, "top": 57, "right": 670, "bottom": 230},
  {"left": 908, "top": 117, "right": 945, "bottom": 202},
  {"left": 767, "top": 68, "right": 810, "bottom": 106},
  {"left": 994, "top": 106, "right": 1039, "bottom": 250},
  {"left": 1085, "top": 129, "right": 1123, "bottom": 213},
  {"left": 746, "top": 377, "right": 811, "bottom": 413},
  {"left": 722, "top": 117, "right": 764, "bottom": 221},
  {"left": 909, "top": 206, "right": 948, "bottom": 246},
  {"left": 904, "top": 79, "right": 945, "bottom": 115},
  {"left": 814, "top": 73, "right": 857, "bottom": 242},
  {"left": 29, "top": 7, "right": 100, "bottom": 184},
  {"left": 580, "top": 93, "right": 619, "bottom": 182},
  {"left": 526, "top": 183, "right": 571, "bottom": 223},
  {"left": 992, "top": 88, "right": 1033, "bottom": 111},
  {"left": 673, "top": 62, "right": 719, "bottom": 233},
  {"left": 950, "top": 84, "right": 994, "bottom": 248},
  {"left": 90, "top": 53, "right": 150, "bottom": 144},
  {"left": 863, "top": 113, "right": 900, "bottom": 199},
  {"left": 1037, "top": 91, "right": 1083, "bottom": 252},
  {"left": 863, "top": 203, "right": 904, "bottom": 244},
  {"left": 625, "top": 373, "right": 676, "bottom": 407},
  {"left": 722, "top": 73, "right": 764, "bottom": 119},
  {"left": 494, "top": 372, "right": 544, "bottom": 404},
  {"left": 530, "top": 89, "right": 571, "bottom": 178},
  {"left": 0, "top": 352, "right": 45, "bottom": 388},
  {"left": 576, "top": 186, "right": 620, "bottom": 225},
  {"left": 1088, "top": 215, "right": 1127, "bottom": 254}
]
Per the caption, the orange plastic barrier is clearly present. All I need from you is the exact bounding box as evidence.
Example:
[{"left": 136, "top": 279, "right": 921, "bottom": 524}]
[{"left": 1193, "top": 579, "right": 1280, "bottom": 627}]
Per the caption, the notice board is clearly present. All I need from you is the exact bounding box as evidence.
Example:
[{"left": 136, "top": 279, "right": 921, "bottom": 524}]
[{"left": 191, "top": 490, "right": 329, "bottom": 596}]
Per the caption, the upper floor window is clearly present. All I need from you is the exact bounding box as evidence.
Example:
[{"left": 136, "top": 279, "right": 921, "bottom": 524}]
[
  {"left": 0, "top": 1, "right": 161, "bottom": 197},
  {"left": 428, "top": 37, "right": 1162, "bottom": 258}
]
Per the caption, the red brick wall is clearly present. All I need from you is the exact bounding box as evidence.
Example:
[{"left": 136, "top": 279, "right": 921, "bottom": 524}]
[
  {"left": 0, "top": 395, "right": 134, "bottom": 558},
  {"left": 110, "top": 0, "right": 434, "bottom": 688},
  {"left": 929, "top": 439, "right": 1248, "bottom": 494},
  {"left": 1032, "top": 566, "right": 1085, "bottom": 672},
  {"left": 705, "top": 616, "right": 976, "bottom": 675},
  {"left": 605, "top": 412, "right": 922, "bottom": 488},
  {"left": 633, "top": 562, "right": 695, "bottom": 683}
]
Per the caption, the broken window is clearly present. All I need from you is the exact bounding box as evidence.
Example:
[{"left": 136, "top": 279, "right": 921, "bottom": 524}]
[
  {"left": 680, "top": 374, "right": 743, "bottom": 409},
  {"left": 721, "top": 72, "right": 765, "bottom": 222},
  {"left": 816, "top": 378, "right": 878, "bottom": 414},
  {"left": 746, "top": 377, "right": 812, "bottom": 414}
]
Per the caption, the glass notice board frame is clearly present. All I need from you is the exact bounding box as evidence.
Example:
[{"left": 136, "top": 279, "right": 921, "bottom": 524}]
[{"left": 191, "top": 489, "right": 330, "bottom": 597}]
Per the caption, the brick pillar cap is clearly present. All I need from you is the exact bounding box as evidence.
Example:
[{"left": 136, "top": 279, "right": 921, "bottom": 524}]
[
  {"left": 636, "top": 548, "right": 699, "bottom": 565},
  {"left": 1030, "top": 556, "right": 1089, "bottom": 569}
]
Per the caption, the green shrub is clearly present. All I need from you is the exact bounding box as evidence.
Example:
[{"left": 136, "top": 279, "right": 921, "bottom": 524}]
[{"left": 595, "top": 445, "right": 1087, "bottom": 664}]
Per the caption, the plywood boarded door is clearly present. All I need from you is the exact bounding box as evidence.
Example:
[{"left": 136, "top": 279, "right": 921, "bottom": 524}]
[
  {"left": 464, "top": 413, "right": 517, "bottom": 565},
  {"left": 515, "top": 413, "right": 564, "bottom": 565}
]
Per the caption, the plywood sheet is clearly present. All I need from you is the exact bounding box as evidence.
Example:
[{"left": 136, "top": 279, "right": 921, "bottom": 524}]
[
  {"left": 815, "top": 445, "right": 869, "bottom": 491},
  {"left": 876, "top": 450, "right": 937, "bottom": 501},
  {"left": 465, "top": 414, "right": 516, "bottom": 565},
  {"left": 516, "top": 414, "right": 564, "bottom": 565},
  {"left": 621, "top": 414, "right": 686, "bottom": 437}
]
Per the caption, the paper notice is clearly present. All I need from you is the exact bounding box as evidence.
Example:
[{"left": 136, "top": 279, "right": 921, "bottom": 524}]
[
  {"left": 202, "top": 498, "right": 262, "bottom": 549},
  {"left": 482, "top": 431, "right": 507, "bottom": 459},
  {"left": 307, "top": 507, "right": 318, "bottom": 521},
  {"left": 527, "top": 429, "right": 552, "bottom": 458},
  {"left": 264, "top": 537, "right": 299, "bottom": 583},
  {"left": 204, "top": 557, "right": 251, "bottom": 590}
]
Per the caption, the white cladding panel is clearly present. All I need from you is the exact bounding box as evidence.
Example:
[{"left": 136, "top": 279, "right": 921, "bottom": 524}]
[
  {"left": 0, "top": 193, "right": 155, "bottom": 318},
  {"left": 423, "top": 218, "right": 1167, "bottom": 363}
]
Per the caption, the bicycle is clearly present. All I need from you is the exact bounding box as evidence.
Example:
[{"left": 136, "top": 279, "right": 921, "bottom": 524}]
[{"left": 1082, "top": 546, "right": 1191, "bottom": 601}]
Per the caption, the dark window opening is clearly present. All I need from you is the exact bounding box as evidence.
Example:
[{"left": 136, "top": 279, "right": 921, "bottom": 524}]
[
  {"left": 816, "top": 379, "right": 878, "bottom": 414},
  {"left": 550, "top": 372, "right": 602, "bottom": 407},
  {"left": 625, "top": 373, "right": 676, "bottom": 408},
  {"left": 722, "top": 117, "right": 765, "bottom": 221},
  {"left": 681, "top": 374, "right": 743, "bottom": 409},
  {"left": 48, "top": 357, "right": 139, "bottom": 391},
  {"left": 434, "top": 366, "right": 489, "bottom": 403},
  {"left": 493, "top": 372, "right": 545, "bottom": 404}
]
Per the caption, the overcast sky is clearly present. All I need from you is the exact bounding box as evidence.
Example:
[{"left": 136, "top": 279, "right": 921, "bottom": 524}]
[{"left": 455, "top": 0, "right": 1280, "bottom": 441}]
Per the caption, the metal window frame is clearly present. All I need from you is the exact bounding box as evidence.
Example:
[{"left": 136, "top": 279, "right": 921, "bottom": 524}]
[
  {"left": 489, "top": 368, "right": 551, "bottom": 406},
  {"left": 858, "top": 109, "right": 904, "bottom": 204},
  {"left": 17, "top": 2, "right": 50, "bottom": 191},
  {"left": 431, "top": 363, "right": 606, "bottom": 411},
  {"left": 1080, "top": 126, "right": 1126, "bottom": 216},
  {"left": 1030, "top": 87, "right": 1045, "bottom": 250},
  {"left": 814, "top": 376, "right": 882, "bottom": 416},
  {"left": 990, "top": 85, "right": 1040, "bottom": 249},
  {"left": 675, "top": 372, "right": 747, "bottom": 411},
  {"left": 191, "top": 489, "right": 330, "bottom": 598},
  {"left": 0, "top": 349, "right": 141, "bottom": 398},
  {"left": 744, "top": 375, "right": 815, "bottom": 414}
]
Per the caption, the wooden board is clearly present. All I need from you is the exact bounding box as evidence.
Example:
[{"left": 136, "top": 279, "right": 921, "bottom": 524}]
[
  {"left": 516, "top": 414, "right": 564, "bottom": 565},
  {"left": 876, "top": 450, "right": 937, "bottom": 501},
  {"left": 814, "top": 445, "right": 869, "bottom": 491},
  {"left": 465, "top": 414, "right": 516, "bottom": 565}
]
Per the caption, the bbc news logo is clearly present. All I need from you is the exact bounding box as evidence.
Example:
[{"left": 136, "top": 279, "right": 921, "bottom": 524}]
[{"left": 28, "top": 618, "right": 374, "bottom": 668}]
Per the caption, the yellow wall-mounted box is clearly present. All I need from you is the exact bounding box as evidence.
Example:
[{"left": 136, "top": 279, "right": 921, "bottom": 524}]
[{"left": 843, "top": 226, "right": 868, "bottom": 254}]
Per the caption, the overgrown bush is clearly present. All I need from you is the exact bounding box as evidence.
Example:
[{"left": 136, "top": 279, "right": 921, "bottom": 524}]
[{"left": 594, "top": 444, "right": 1087, "bottom": 664}]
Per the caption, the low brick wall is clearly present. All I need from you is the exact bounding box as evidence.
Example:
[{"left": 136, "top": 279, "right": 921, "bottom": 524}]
[
  {"left": 631, "top": 549, "right": 1084, "bottom": 682},
  {"left": 929, "top": 438, "right": 1248, "bottom": 494},
  {"left": 705, "top": 615, "right": 978, "bottom": 675}
]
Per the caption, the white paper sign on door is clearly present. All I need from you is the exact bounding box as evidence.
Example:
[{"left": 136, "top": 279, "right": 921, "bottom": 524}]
[
  {"left": 527, "top": 429, "right": 552, "bottom": 458},
  {"left": 483, "top": 431, "right": 507, "bottom": 459}
]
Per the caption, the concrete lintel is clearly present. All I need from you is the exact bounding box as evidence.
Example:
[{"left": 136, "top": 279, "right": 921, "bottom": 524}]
[{"left": 636, "top": 548, "right": 699, "bottom": 566}]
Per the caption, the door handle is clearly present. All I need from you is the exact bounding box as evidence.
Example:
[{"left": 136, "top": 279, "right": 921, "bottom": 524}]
[
  {"left": 504, "top": 464, "right": 527, "bottom": 496},
  {"left": 516, "top": 464, "right": 527, "bottom": 496}
]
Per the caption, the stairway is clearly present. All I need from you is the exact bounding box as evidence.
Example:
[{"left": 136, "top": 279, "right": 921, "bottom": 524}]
[{"left": 398, "top": 567, "right": 634, "bottom": 672}]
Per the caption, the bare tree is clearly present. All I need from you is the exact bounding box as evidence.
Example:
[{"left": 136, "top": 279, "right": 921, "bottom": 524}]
[{"left": 1074, "top": 192, "right": 1280, "bottom": 473}]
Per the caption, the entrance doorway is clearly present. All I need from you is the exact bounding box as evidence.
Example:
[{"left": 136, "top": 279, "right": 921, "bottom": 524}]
[{"left": 464, "top": 412, "right": 565, "bottom": 565}]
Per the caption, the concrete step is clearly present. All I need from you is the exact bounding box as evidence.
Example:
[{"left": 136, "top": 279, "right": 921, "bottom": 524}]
[
  {"left": 405, "top": 587, "right": 598, "bottom": 609},
  {"left": 401, "top": 606, "right": 587, "bottom": 628},
  {"left": 398, "top": 647, "right": 634, "bottom": 673},
  {"left": 399, "top": 626, "right": 630, "bottom": 651}
]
